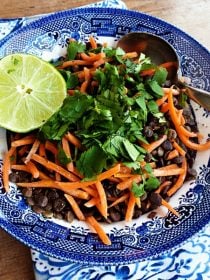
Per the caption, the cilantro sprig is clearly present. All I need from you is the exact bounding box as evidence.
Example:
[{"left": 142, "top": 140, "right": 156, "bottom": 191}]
[{"left": 40, "top": 40, "right": 168, "bottom": 178}]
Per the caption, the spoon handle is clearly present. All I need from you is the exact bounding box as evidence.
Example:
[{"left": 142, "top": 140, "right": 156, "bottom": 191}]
[{"left": 178, "top": 79, "right": 210, "bottom": 111}]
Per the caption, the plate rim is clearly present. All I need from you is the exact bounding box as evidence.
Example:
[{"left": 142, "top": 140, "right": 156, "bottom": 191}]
[{"left": 0, "top": 6, "right": 210, "bottom": 265}]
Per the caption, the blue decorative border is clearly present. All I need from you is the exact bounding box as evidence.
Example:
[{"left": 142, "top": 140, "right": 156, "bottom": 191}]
[{"left": 0, "top": 7, "right": 209, "bottom": 265}]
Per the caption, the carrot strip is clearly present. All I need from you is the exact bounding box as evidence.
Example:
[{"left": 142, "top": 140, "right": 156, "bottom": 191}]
[
  {"left": 3, "top": 146, "right": 16, "bottom": 192},
  {"left": 65, "top": 132, "right": 82, "bottom": 150},
  {"left": 11, "top": 135, "right": 36, "bottom": 147},
  {"left": 80, "top": 52, "right": 105, "bottom": 62},
  {"left": 59, "top": 60, "right": 93, "bottom": 69},
  {"left": 161, "top": 198, "right": 179, "bottom": 217},
  {"left": 25, "top": 160, "right": 40, "bottom": 178},
  {"left": 11, "top": 164, "right": 30, "bottom": 173},
  {"left": 172, "top": 141, "right": 186, "bottom": 156},
  {"left": 45, "top": 140, "right": 58, "bottom": 155},
  {"left": 166, "top": 149, "right": 179, "bottom": 160},
  {"left": 93, "top": 58, "right": 106, "bottom": 68},
  {"left": 86, "top": 216, "right": 111, "bottom": 245},
  {"left": 153, "top": 167, "right": 184, "bottom": 177},
  {"left": 168, "top": 88, "right": 210, "bottom": 150},
  {"left": 95, "top": 181, "right": 107, "bottom": 219},
  {"left": 162, "top": 87, "right": 180, "bottom": 95},
  {"left": 122, "top": 52, "right": 138, "bottom": 59},
  {"left": 31, "top": 154, "right": 79, "bottom": 182},
  {"left": 179, "top": 135, "right": 210, "bottom": 151},
  {"left": 39, "top": 143, "right": 46, "bottom": 157},
  {"left": 89, "top": 36, "right": 97, "bottom": 49},
  {"left": 24, "top": 138, "right": 40, "bottom": 163},
  {"left": 117, "top": 174, "right": 142, "bottom": 190},
  {"left": 155, "top": 180, "right": 172, "bottom": 194},
  {"left": 81, "top": 185, "right": 98, "bottom": 197},
  {"left": 64, "top": 194, "right": 85, "bottom": 221},
  {"left": 156, "top": 93, "right": 168, "bottom": 106},
  {"left": 167, "top": 157, "right": 188, "bottom": 197},
  {"left": 84, "top": 197, "right": 98, "bottom": 207},
  {"left": 80, "top": 80, "right": 89, "bottom": 93},
  {"left": 38, "top": 170, "right": 52, "bottom": 180},
  {"left": 18, "top": 145, "right": 29, "bottom": 157},
  {"left": 125, "top": 192, "right": 136, "bottom": 221},
  {"left": 65, "top": 189, "right": 90, "bottom": 200},
  {"left": 135, "top": 197, "right": 141, "bottom": 208},
  {"left": 108, "top": 193, "right": 129, "bottom": 208},
  {"left": 160, "top": 102, "right": 169, "bottom": 113},
  {"left": 97, "top": 164, "right": 121, "bottom": 181},
  {"left": 141, "top": 134, "right": 167, "bottom": 153},
  {"left": 17, "top": 180, "right": 57, "bottom": 188}
]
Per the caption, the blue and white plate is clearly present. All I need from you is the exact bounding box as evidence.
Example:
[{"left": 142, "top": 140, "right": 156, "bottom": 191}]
[{"left": 0, "top": 7, "right": 209, "bottom": 265}]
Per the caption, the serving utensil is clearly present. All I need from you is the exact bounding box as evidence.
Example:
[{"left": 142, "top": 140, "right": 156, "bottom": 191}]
[{"left": 117, "top": 32, "right": 210, "bottom": 111}]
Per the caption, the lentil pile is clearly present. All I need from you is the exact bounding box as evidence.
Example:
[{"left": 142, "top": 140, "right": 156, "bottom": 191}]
[{"left": 8, "top": 100, "right": 198, "bottom": 223}]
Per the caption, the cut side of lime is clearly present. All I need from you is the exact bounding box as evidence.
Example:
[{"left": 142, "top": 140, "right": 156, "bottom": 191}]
[{"left": 0, "top": 53, "right": 66, "bottom": 132}]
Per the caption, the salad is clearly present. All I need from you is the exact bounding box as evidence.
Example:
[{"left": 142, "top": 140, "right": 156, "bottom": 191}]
[{"left": 3, "top": 36, "right": 210, "bottom": 245}]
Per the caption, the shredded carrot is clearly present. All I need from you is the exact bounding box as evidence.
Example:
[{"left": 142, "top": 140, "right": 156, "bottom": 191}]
[
  {"left": 80, "top": 52, "right": 105, "bottom": 62},
  {"left": 156, "top": 92, "right": 168, "bottom": 106},
  {"left": 161, "top": 198, "right": 179, "bottom": 217},
  {"left": 108, "top": 193, "right": 129, "bottom": 208},
  {"left": 86, "top": 216, "right": 111, "bottom": 245},
  {"left": 153, "top": 167, "right": 184, "bottom": 177},
  {"left": 166, "top": 149, "right": 179, "bottom": 160},
  {"left": 3, "top": 146, "right": 16, "bottom": 192},
  {"left": 125, "top": 192, "right": 136, "bottom": 221},
  {"left": 25, "top": 160, "right": 40, "bottom": 178},
  {"left": 31, "top": 154, "right": 79, "bottom": 182},
  {"left": 24, "top": 138, "right": 40, "bottom": 163},
  {"left": 65, "top": 132, "right": 82, "bottom": 150},
  {"left": 84, "top": 197, "right": 98, "bottom": 207},
  {"left": 89, "top": 36, "right": 97, "bottom": 49},
  {"left": 122, "top": 52, "right": 138, "bottom": 59},
  {"left": 18, "top": 145, "right": 29, "bottom": 157},
  {"left": 95, "top": 181, "right": 107, "bottom": 219},
  {"left": 66, "top": 189, "right": 90, "bottom": 200},
  {"left": 160, "top": 102, "right": 169, "bottom": 113},
  {"left": 64, "top": 194, "right": 85, "bottom": 221},
  {"left": 172, "top": 141, "right": 186, "bottom": 156},
  {"left": 167, "top": 157, "right": 188, "bottom": 197},
  {"left": 59, "top": 60, "right": 93, "bottom": 69},
  {"left": 45, "top": 140, "right": 58, "bottom": 155},
  {"left": 39, "top": 143, "right": 46, "bottom": 157},
  {"left": 17, "top": 179, "right": 56, "bottom": 188},
  {"left": 11, "top": 164, "right": 30, "bottom": 173},
  {"left": 11, "top": 135, "right": 36, "bottom": 147},
  {"left": 117, "top": 174, "right": 142, "bottom": 190},
  {"left": 141, "top": 134, "right": 167, "bottom": 153},
  {"left": 168, "top": 88, "right": 210, "bottom": 151},
  {"left": 155, "top": 180, "right": 172, "bottom": 194},
  {"left": 97, "top": 164, "right": 121, "bottom": 181}
]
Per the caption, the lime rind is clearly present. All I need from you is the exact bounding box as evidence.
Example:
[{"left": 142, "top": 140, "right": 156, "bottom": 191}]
[{"left": 0, "top": 53, "right": 67, "bottom": 132}]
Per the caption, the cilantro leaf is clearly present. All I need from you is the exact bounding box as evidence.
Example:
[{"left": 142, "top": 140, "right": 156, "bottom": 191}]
[
  {"left": 153, "top": 67, "right": 168, "bottom": 85},
  {"left": 131, "top": 182, "right": 146, "bottom": 198},
  {"left": 58, "top": 145, "right": 71, "bottom": 165},
  {"left": 76, "top": 145, "right": 107, "bottom": 178},
  {"left": 145, "top": 177, "right": 160, "bottom": 191},
  {"left": 67, "top": 41, "right": 86, "bottom": 60}
]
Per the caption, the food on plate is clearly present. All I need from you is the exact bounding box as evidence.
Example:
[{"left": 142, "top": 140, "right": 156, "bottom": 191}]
[{"left": 2, "top": 36, "right": 210, "bottom": 245}]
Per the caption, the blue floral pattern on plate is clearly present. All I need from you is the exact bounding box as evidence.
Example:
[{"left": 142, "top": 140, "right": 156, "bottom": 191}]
[
  {"left": 0, "top": 1, "right": 209, "bottom": 277},
  {"left": 32, "top": 223, "right": 210, "bottom": 280}
]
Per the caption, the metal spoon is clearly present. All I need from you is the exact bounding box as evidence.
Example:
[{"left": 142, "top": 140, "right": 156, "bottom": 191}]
[{"left": 117, "top": 32, "right": 210, "bottom": 111}]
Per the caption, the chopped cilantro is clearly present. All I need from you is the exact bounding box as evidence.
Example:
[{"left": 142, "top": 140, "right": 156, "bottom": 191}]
[
  {"left": 40, "top": 43, "right": 170, "bottom": 179},
  {"left": 131, "top": 182, "right": 146, "bottom": 198}
]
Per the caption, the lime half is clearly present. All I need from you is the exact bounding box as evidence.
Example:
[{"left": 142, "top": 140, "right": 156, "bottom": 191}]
[{"left": 0, "top": 53, "right": 66, "bottom": 132}]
